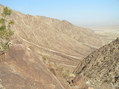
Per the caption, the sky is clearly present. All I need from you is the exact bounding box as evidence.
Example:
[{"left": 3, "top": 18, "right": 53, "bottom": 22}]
[{"left": 0, "top": 0, "right": 119, "bottom": 28}]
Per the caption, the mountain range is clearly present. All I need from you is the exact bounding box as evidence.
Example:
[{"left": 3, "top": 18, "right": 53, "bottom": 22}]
[{"left": 0, "top": 4, "right": 118, "bottom": 89}]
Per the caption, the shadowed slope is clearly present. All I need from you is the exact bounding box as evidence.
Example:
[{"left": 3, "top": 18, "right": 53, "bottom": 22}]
[{"left": 74, "top": 37, "right": 119, "bottom": 89}]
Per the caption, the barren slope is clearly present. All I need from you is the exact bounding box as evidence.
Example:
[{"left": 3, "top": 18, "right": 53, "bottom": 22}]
[
  {"left": 0, "top": 44, "right": 70, "bottom": 89},
  {"left": 0, "top": 5, "right": 102, "bottom": 64},
  {"left": 0, "top": 5, "right": 103, "bottom": 89}
]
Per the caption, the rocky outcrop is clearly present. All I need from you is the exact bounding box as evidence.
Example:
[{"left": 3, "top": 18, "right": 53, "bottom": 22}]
[{"left": 73, "top": 37, "right": 119, "bottom": 89}]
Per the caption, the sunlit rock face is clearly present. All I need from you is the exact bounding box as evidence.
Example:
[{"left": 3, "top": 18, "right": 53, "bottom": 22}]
[{"left": 74, "top": 37, "right": 119, "bottom": 89}]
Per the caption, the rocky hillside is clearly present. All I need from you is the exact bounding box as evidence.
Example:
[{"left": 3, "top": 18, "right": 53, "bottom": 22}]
[
  {"left": 73, "top": 37, "right": 119, "bottom": 89},
  {"left": 0, "top": 5, "right": 103, "bottom": 89},
  {"left": 0, "top": 4, "right": 103, "bottom": 71},
  {"left": 0, "top": 4, "right": 102, "bottom": 58},
  {"left": 0, "top": 44, "right": 71, "bottom": 89}
]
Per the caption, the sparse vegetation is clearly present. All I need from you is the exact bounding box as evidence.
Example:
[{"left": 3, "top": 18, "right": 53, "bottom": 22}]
[
  {"left": 42, "top": 56, "right": 47, "bottom": 61},
  {"left": 61, "top": 72, "right": 69, "bottom": 77},
  {"left": 60, "top": 67, "right": 70, "bottom": 78},
  {"left": 1, "top": 7, "right": 12, "bottom": 17},
  {"left": 0, "top": 7, "right": 14, "bottom": 52}
]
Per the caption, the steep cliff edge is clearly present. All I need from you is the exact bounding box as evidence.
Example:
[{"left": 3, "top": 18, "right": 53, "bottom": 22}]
[{"left": 73, "top": 37, "right": 119, "bottom": 89}]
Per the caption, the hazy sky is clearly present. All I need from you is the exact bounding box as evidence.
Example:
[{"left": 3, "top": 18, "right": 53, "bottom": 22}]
[{"left": 0, "top": 0, "right": 119, "bottom": 27}]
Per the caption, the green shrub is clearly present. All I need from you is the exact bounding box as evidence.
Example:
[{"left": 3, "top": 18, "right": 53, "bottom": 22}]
[
  {"left": 0, "top": 7, "right": 14, "bottom": 51},
  {"left": 2, "top": 43, "right": 9, "bottom": 51},
  {"left": 61, "top": 72, "right": 69, "bottom": 77},
  {"left": 0, "top": 18, "right": 6, "bottom": 24},
  {"left": 42, "top": 56, "right": 47, "bottom": 61},
  {"left": 60, "top": 68, "right": 70, "bottom": 78},
  {"left": 1, "top": 7, "right": 11, "bottom": 17}
]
